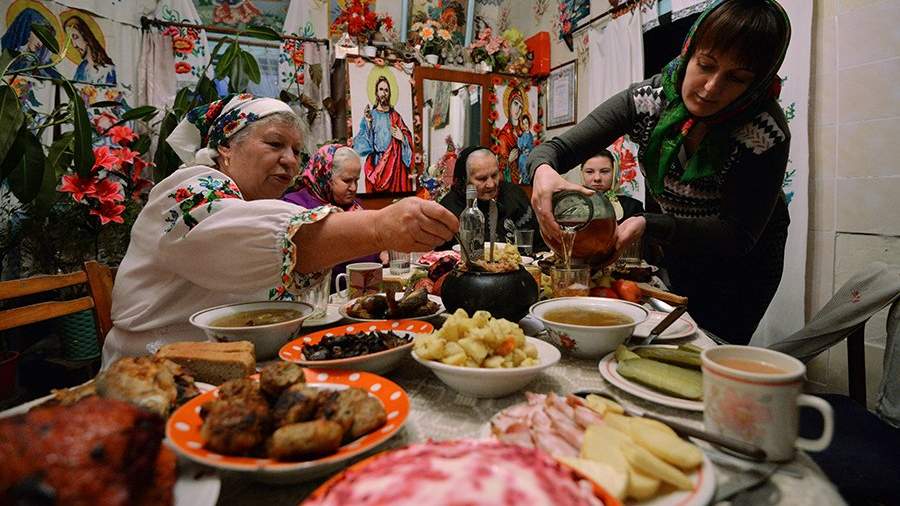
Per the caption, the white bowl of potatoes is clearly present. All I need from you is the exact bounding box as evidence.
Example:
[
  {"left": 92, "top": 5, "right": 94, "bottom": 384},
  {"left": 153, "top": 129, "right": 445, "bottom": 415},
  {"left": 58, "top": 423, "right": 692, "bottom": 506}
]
[{"left": 411, "top": 309, "right": 561, "bottom": 398}]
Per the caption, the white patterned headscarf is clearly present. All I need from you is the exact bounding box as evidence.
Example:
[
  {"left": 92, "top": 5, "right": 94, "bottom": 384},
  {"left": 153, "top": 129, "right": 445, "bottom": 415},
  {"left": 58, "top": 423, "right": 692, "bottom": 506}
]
[{"left": 166, "top": 93, "right": 295, "bottom": 167}]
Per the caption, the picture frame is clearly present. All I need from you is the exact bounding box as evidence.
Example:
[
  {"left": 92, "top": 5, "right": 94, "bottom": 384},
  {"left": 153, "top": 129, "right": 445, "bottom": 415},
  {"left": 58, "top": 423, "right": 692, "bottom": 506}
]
[
  {"left": 546, "top": 60, "right": 577, "bottom": 129},
  {"left": 404, "top": 0, "right": 475, "bottom": 45}
]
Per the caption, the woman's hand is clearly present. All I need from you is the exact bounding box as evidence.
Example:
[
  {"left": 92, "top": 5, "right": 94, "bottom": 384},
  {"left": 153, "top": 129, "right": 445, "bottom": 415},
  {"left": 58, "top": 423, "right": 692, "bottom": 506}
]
[
  {"left": 610, "top": 216, "right": 646, "bottom": 262},
  {"left": 530, "top": 164, "right": 594, "bottom": 249},
  {"left": 374, "top": 198, "right": 459, "bottom": 252}
]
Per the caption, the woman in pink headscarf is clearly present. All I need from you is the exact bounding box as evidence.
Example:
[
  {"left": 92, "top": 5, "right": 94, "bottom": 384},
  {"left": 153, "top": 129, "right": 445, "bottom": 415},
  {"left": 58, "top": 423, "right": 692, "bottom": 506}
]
[{"left": 283, "top": 144, "right": 385, "bottom": 288}]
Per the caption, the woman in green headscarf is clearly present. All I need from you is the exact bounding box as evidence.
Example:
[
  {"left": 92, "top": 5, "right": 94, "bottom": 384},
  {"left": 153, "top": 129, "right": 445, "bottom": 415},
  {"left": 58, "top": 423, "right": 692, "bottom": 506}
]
[{"left": 527, "top": 0, "right": 791, "bottom": 344}]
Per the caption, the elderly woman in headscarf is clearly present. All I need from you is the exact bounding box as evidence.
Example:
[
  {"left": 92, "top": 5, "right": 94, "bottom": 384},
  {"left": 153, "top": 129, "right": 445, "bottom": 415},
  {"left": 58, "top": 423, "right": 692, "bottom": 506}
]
[
  {"left": 283, "top": 144, "right": 386, "bottom": 289},
  {"left": 105, "top": 95, "right": 457, "bottom": 363},
  {"left": 437, "top": 146, "right": 544, "bottom": 251},
  {"left": 527, "top": 0, "right": 791, "bottom": 344},
  {"left": 580, "top": 149, "right": 644, "bottom": 223}
]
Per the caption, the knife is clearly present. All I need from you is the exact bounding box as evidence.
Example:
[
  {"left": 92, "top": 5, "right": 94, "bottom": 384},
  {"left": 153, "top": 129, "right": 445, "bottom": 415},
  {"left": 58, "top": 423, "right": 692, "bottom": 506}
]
[
  {"left": 636, "top": 305, "right": 688, "bottom": 346},
  {"left": 628, "top": 305, "right": 687, "bottom": 347}
]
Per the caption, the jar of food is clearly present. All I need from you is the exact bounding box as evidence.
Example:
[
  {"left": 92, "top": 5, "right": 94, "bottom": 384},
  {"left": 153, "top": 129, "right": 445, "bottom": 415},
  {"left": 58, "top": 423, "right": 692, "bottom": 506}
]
[{"left": 551, "top": 191, "right": 617, "bottom": 266}]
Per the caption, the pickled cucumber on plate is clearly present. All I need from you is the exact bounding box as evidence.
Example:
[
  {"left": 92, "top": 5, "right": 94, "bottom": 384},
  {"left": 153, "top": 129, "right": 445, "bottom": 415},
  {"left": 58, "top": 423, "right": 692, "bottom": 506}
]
[{"left": 616, "top": 357, "right": 703, "bottom": 400}]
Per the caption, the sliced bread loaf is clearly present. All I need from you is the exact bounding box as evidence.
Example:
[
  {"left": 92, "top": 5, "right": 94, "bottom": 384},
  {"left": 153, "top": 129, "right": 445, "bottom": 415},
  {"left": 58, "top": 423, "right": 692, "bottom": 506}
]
[{"left": 157, "top": 341, "right": 256, "bottom": 385}]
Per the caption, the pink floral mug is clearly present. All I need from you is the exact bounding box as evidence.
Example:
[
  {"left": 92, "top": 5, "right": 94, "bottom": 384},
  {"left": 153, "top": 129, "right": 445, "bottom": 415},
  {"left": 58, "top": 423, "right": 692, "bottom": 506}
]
[
  {"left": 701, "top": 346, "right": 834, "bottom": 462},
  {"left": 335, "top": 262, "right": 382, "bottom": 300}
]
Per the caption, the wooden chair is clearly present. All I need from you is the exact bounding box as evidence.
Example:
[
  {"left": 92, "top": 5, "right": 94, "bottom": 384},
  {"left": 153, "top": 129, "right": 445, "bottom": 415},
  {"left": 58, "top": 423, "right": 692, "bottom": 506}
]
[{"left": 0, "top": 261, "right": 115, "bottom": 350}]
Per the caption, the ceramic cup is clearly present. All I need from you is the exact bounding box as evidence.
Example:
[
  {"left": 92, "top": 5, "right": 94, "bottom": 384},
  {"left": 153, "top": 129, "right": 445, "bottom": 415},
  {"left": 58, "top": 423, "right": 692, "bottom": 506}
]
[
  {"left": 701, "top": 346, "right": 834, "bottom": 462},
  {"left": 335, "top": 262, "right": 383, "bottom": 300}
]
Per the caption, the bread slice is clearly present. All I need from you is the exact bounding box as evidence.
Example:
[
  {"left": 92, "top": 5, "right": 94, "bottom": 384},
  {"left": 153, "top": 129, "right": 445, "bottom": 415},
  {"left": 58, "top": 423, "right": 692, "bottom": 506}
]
[{"left": 157, "top": 341, "right": 256, "bottom": 385}]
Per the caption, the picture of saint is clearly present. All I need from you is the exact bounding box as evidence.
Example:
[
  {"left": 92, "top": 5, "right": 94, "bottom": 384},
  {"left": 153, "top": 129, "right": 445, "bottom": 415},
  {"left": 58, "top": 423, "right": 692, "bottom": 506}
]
[
  {"left": 491, "top": 82, "right": 541, "bottom": 184},
  {"left": 60, "top": 10, "right": 116, "bottom": 86},
  {"left": 495, "top": 86, "right": 528, "bottom": 183},
  {"left": 2, "top": 1, "right": 62, "bottom": 79},
  {"left": 351, "top": 66, "right": 414, "bottom": 193}
]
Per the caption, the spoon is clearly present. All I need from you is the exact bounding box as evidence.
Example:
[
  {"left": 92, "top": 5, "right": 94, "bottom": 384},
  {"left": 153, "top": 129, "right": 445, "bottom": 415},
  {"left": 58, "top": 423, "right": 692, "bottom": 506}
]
[{"left": 571, "top": 388, "right": 768, "bottom": 461}]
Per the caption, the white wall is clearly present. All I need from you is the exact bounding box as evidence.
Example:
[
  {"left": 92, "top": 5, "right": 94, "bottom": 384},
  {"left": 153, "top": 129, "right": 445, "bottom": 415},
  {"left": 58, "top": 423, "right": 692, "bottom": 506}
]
[{"left": 805, "top": 0, "right": 899, "bottom": 407}]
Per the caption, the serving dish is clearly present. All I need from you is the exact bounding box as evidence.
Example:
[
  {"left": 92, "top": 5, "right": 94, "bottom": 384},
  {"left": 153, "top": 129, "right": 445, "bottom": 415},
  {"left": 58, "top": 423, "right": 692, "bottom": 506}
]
[
  {"left": 0, "top": 384, "right": 221, "bottom": 506},
  {"left": 166, "top": 369, "right": 410, "bottom": 483},
  {"left": 411, "top": 336, "right": 561, "bottom": 398},
  {"left": 189, "top": 300, "right": 315, "bottom": 359},
  {"left": 302, "top": 439, "right": 621, "bottom": 506},
  {"left": 529, "top": 297, "right": 649, "bottom": 358},
  {"left": 598, "top": 345, "right": 704, "bottom": 412},
  {"left": 339, "top": 293, "right": 444, "bottom": 322},
  {"left": 279, "top": 320, "right": 434, "bottom": 374},
  {"left": 486, "top": 394, "right": 715, "bottom": 506},
  {"left": 632, "top": 311, "right": 697, "bottom": 341}
]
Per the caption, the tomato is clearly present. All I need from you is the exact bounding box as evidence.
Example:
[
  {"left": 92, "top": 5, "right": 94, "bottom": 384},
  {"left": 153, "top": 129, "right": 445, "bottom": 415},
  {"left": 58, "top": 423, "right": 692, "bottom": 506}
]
[
  {"left": 590, "top": 287, "right": 619, "bottom": 299},
  {"left": 612, "top": 279, "right": 642, "bottom": 303}
]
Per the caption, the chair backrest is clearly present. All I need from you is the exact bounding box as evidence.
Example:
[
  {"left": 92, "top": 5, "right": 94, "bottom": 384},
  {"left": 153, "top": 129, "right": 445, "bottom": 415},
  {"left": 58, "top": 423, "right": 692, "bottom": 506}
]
[{"left": 0, "top": 261, "right": 115, "bottom": 349}]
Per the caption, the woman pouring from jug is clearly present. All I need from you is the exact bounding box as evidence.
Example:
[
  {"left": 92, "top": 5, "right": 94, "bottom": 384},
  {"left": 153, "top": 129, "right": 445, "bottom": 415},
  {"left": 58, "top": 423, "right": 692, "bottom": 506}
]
[{"left": 527, "top": 0, "right": 791, "bottom": 345}]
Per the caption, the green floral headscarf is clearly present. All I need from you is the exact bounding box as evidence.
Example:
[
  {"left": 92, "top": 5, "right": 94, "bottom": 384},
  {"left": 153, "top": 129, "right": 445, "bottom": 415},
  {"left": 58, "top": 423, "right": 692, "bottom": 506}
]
[{"left": 643, "top": 0, "right": 791, "bottom": 195}]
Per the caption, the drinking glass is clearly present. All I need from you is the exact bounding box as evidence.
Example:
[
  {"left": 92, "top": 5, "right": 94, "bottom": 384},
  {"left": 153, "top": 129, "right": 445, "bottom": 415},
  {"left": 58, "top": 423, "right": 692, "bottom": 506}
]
[
  {"left": 514, "top": 229, "right": 534, "bottom": 256},
  {"left": 389, "top": 250, "right": 411, "bottom": 275},
  {"left": 616, "top": 240, "right": 642, "bottom": 269},
  {"left": 295, "top": 275, "right": 329, "bottom": 320},
  {"left": 550, "top": 266, "right": 590, "bottom": 298}
]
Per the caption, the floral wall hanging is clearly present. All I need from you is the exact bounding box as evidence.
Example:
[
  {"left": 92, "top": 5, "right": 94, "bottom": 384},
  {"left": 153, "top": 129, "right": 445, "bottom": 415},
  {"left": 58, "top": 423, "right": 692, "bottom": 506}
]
[
  {"left": 194, "top": 0, "right": 289, "bottom": 29},
  {"left": 488, "top": 76, "right": 542, "bottom": 185},
  {"left": 557, "top": 0, "right": 589, "bottom": 42}
]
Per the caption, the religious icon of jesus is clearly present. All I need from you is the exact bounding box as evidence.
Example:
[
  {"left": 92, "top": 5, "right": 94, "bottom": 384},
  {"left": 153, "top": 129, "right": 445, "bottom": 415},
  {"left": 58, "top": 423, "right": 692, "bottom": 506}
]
[{"left": 353, "top": 72, "right": 414, "bottom": 193}]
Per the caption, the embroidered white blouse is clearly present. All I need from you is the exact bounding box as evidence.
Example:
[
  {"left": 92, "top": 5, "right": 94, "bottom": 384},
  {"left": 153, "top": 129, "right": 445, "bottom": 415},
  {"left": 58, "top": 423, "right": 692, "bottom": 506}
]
[{"left": 102, "top": 165, "right": 333, "bottom": 364}]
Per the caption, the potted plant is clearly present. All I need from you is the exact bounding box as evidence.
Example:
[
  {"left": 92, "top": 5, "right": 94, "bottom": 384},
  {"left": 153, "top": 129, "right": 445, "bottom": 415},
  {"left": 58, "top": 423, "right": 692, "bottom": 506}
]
[
  {"left": 411, "top": 19, "right": 452, "bottom": 65},
  {"left": 330, "top": 0, "right": 394, "bottom": 57},
  {"left": 467, "top": 27, "right": 510, "bottom": 72}
]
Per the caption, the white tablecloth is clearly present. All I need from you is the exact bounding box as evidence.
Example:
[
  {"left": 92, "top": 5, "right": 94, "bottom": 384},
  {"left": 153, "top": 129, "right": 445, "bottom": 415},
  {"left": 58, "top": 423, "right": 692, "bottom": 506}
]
[{"left": 215, "top": 326, "right": 845, "bottom": 506}]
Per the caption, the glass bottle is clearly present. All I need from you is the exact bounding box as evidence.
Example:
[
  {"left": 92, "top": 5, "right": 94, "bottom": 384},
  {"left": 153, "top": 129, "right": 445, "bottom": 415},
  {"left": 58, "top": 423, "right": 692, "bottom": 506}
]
[{"left": 458, "top": 184, "right": 485, "bottom": 263}]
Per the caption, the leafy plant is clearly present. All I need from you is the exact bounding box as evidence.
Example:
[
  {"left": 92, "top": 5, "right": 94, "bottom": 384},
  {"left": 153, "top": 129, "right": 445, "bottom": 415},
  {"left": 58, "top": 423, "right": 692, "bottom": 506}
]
[
  {"left": 152, "top": 25, "right": 278, "bottom": 180},
  {"left": 0, "top": 24, "right": 158, "bottom": 275}
]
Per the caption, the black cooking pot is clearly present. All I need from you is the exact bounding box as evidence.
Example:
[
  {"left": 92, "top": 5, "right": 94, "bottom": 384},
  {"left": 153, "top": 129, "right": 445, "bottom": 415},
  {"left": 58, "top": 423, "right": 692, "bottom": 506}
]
[{"left": 441, "top": 266, "right": 539, "bottom": 322}]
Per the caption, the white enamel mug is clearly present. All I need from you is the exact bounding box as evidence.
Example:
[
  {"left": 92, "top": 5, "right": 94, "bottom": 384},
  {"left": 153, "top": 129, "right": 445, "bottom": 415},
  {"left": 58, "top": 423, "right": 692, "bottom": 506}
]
[{"left": 701, "top": 346, "right": 834, "bottom": 462}]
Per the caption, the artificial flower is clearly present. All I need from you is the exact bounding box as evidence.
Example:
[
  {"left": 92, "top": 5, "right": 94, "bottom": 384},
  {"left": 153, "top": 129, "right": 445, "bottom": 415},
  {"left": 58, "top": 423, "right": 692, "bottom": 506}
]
[
  {"left": 90, "top": 200, "right": 126, "bottom": 225},
  {"left": 91, "top": 111, "right": 118, "bottom": 133},
  {"left": 113, "top": 148, "right": 140, "bottom": 166},
  {"left": 92, "top": 146, "right": 119, "bottom": 172},
  {"left": 92, "top": 178, "right": 123, "bottom": 204},
  {"left": 107, "top": 125, "right": 137, "bottom": 145},
  {"left": 59, "top": 173, "right": 97, "bottom": 202}
]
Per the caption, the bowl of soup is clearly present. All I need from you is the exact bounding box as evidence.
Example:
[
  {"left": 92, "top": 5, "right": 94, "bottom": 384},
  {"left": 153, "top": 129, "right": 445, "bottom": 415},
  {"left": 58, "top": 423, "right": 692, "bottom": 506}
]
[
  {"left": 190, "top": 301, "right": 316, "bottom": 359},
  {"left": 529, "top": 297, "right": 649, "bottom": 358}
]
